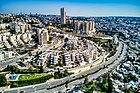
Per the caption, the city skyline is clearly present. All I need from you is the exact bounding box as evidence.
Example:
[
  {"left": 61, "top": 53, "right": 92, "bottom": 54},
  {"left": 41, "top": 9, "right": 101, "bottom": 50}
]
[
  {"left": 0, "top": 0, "right": 140, "bottom": 17},
  {"left": 0, "top": 1, "right": 140, "bottom": 93}
]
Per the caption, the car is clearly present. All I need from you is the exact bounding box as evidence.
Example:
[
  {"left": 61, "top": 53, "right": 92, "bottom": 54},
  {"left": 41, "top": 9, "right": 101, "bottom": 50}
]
[
  {"left": 20, "top": 90, "right": 25, "bottom": 93},
  {"left": 66, "top": 88, "right": 72, "bottom": 93},
  {"left": 66, "top": 88, "right": 71, "bottom": 91}
]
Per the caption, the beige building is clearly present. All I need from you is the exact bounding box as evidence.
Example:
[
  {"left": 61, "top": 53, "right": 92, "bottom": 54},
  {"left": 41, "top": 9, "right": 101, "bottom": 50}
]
[
  {"left": 10, "top": 23, "right": 31, "bottom": 33},
  {"left": 74, "top": 20, "right": 96, "bottom": 34},
  {"left": 38, "top": 28, "right": 49, "bottom": 45},
  {"left": 0, "top": 23, "right": 10, "bottom": 30}
]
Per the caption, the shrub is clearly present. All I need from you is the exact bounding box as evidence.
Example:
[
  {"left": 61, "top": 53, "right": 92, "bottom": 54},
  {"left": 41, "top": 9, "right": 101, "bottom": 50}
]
[{"left": 0, "top": 74, "right": 8, "bottom": 87}]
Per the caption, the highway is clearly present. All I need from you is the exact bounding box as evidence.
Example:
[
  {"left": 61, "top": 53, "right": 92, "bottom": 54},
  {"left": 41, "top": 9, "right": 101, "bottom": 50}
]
[
  {"left": 2, "top": 41, "right": 128, "bottom": 93},
  {"left": 39, "top": 42, "right": 127, "bottom": 93}
]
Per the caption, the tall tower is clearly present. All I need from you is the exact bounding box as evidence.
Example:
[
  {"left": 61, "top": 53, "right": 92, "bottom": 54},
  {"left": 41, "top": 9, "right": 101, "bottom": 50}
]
[{"left": 60, "top": 8, "right": 66, "bottom": 24}]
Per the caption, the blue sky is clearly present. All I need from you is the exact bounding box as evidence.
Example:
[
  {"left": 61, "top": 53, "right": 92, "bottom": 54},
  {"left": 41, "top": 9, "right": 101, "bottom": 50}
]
[{"left": 0, "top": 0, "right": 140, "bottom": 16}]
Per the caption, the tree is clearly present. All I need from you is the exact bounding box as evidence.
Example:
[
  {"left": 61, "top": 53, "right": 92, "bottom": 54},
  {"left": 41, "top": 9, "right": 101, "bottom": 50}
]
[
  {"left": 84, "top": 77, "right": 89, "bottom": 87},
  {"left": 108, "top": 39, "right": 112, "bottom": 43},
  {"left": 54, "top": 73, "right": 59, "bottom": 79},
  {"left": 64, "top": 69, "right": 68, "bottom": 76},
  {"left": 20, "top": 58, "right": 25, "bottom": 62},
  {"left": 11, "top": 65, "right": 18, "bottom": 72},
  {"left": 28, "top": 67, "right": 34, "bottom": 72},
  {"left": 57, "top": 56, "right": 63, "bottom": 67},
  {"left": 108, "top": 73, "right": 113, "bottom": 93},
  {"left": 91, "top": 82, "right": 97, "bottom": 91},
  {"left": 64, "top": 38, "right": 69, "bottom": 42},
  {"left": 35, "top": 67, "right": 39, "bottom": 72},
  {"left": 83, "top": 87, "right": 92, "bottom": 93},
  {"left": 28, "top": 51, "right": 32, "bottom": 56},
  {"left": 0, "top": 74, "right": 7, "bottom": 87},
  {"left": 65, "top": 80, "right": 70, "bottom": 88},
  {"left": 39, "top": 65, "right": 44, "bottom": 73}
]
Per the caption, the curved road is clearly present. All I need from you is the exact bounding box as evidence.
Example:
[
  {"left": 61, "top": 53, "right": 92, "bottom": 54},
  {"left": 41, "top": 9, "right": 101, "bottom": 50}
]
[{"left": 2, "top": 41, "right": 127, "bottom": 93}]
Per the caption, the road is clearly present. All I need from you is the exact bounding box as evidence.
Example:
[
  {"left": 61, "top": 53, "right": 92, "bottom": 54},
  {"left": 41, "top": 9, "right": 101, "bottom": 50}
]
[
  {"left": 2, "top": 41, "right": 127, "bottom": 93},
  {"left": 0, "top": 37, "right": 59, "bottom": 68},
  {"left": 40, "top": 42, "right": 127, "bottom": 93}
]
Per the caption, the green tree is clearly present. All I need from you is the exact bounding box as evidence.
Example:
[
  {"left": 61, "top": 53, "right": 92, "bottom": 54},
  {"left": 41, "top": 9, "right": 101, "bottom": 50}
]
[
  {"left": 10, "top": 65, "right": 18, "bottom": 72},
  {"left": 108, "top": 73, "right": 113, "bottom": 93},
  {"left": 0, "top": 74, "right": 7, "bottom": 87},
  {"left": 54, "top": 72, "right": 60, "bottom": 79},
  {"left": 58, "top": 59, "right": 63, "bottom": 67},
  {"left": 84, "top": 87, "right": 93, "bottom": 93},
  {"left": 39, "top": 65, "right": 44, "bottom": 73},
  {"left": 84, "top": 77, "right": 89, "bottom": 87},
  {"left": 28, "top": 67, "right": 34, "bottom": 72},
  {"left": 65, "top": 80, "right": 70, "bottom": 88},
  {"left": 91, "top": 82, "right": 97, "bottom": 91}
]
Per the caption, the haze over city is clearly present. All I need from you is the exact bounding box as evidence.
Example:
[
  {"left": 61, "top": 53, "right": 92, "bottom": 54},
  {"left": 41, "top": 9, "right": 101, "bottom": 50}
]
[{"left": 0, "top": 0, "right": 140, "bottom": 16}]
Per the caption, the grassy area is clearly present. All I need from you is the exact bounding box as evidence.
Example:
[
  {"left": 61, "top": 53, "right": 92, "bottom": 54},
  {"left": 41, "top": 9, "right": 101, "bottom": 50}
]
[
  {"left": 10, "top": 74, "right": 53, "bottom": 88},
  {"left": 18, "top": 73, "right": 50, "bottom": 81}
]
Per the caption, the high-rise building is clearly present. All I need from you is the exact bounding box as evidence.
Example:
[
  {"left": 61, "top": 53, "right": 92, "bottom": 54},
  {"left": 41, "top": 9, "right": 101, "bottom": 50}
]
[
  {"left": 74, "top": 20, "right": 96, "bottom": 34},
  {"left": 74, "top": 22, "right": 80, "bottom": 33},
  {"left": 38, "top": 28, "right": 49, "bottom": 45},
  {"left": 60, "top": 8, "right": 66, "bottom": 24}
]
